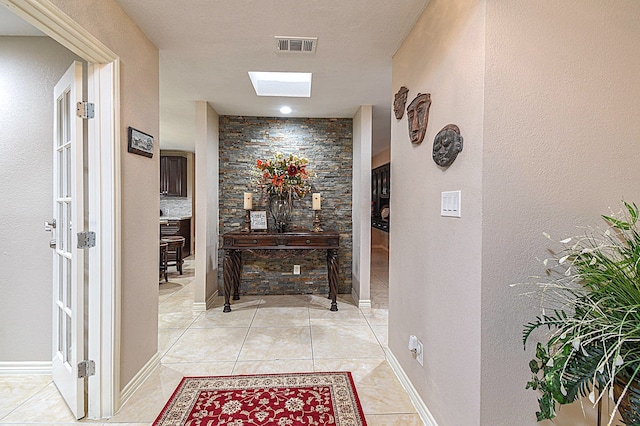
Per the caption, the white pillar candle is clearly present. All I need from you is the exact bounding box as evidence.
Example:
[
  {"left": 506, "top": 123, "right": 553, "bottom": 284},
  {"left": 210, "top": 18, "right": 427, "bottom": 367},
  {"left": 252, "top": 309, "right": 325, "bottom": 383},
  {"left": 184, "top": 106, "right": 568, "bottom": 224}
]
[
  {"left": 243, "top": 192, "right": 252, "bottom": 210},
  {"left": 312, "top": 193, "right": 321, "bottom": 210}
]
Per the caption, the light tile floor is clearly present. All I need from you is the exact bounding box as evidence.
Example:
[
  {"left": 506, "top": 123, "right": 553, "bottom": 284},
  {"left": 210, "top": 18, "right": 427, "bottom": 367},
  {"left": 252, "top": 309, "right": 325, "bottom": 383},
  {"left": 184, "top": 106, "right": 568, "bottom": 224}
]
[{"left": 0, "top": 248, "right": 423, "bottom": 425}]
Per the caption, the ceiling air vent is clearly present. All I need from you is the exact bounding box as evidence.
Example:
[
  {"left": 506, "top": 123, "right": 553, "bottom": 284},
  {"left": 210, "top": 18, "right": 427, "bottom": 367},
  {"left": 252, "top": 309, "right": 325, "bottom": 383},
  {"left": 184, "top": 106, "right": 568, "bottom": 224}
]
[{"left": 275, "top": 36, "right": 317, "bottom": 53}]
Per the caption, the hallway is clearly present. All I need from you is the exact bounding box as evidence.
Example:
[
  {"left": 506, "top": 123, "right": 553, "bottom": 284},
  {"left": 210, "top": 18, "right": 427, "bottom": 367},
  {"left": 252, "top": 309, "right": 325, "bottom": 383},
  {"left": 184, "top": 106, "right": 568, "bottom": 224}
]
[{"left": 0, "top": 249, "right": 421, "bottom": 425}]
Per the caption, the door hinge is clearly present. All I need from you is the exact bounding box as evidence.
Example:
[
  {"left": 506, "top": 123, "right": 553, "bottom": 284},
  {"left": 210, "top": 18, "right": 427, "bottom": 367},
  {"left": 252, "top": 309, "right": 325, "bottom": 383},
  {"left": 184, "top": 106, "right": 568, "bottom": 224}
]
[
  {"left": 77, "top": 231, "right": 96, "bottom": 249},
  {"left": 78, "top": 360, "right": 95, "bottom": 378},
  {"left": 76, "top": 101, "right": 95, "bottom": 119}
]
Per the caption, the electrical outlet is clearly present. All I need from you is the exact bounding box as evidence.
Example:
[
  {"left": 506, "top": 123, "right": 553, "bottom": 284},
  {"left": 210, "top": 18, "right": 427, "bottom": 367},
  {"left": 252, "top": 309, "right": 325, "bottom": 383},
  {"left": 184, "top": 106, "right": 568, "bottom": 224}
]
[
  {"left": 417, "top": 340, "right": 424, "bottom": 366},
  {"left": 293, "top": 265, "right": 301, "bottom": 275}
]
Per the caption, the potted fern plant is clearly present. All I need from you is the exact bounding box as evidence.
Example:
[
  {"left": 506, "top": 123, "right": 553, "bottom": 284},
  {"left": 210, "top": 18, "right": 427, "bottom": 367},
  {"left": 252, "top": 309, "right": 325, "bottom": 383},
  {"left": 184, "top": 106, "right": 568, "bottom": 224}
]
[{"left": 522, "top": 201, "right": 640, "bottom": 425}]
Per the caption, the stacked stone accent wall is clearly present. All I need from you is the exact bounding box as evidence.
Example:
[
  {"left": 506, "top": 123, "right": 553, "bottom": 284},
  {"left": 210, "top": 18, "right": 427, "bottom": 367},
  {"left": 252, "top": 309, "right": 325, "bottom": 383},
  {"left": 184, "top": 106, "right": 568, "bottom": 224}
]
[{"left": 218, "top": 116, "right": 353, "bottom": 296}]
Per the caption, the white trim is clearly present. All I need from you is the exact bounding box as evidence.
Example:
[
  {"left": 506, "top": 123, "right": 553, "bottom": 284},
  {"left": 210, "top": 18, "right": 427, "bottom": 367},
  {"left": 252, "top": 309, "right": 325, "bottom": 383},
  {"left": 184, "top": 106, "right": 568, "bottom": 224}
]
[
  {"left": 352, "top": 287, "right": 372, "bottom": 309},
  {"left": 1, "top": 0, "right": 121, "bottom": 419},
  {"left": 193, "top": 289, "right": 219, "bottom": 312},
  {"left": 111, "top": 58, "right": 123, "bottom": 416},
  {"left": 0, "top": 0, "right": 116, "bottom": 63},
  {"left": 385, "top": 348, "right": 439, "bottom": 426},
  {"left": 0, "top": 361, "right": 52, "bottom": 375},
  {"left": 86, "top": 60, "right": 120, "bottom": 419},
  {"left": 119, "top": 352, "right": 160, "bottom": 408},
  {"left": 358, "top": 299, "right": 372, "bottom": 309}
]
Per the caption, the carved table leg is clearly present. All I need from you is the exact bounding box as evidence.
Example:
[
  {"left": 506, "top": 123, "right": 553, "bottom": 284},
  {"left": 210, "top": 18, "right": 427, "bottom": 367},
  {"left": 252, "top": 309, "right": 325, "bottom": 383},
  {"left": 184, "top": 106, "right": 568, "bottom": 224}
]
[
  {"left": 223, "top": 249, "right": 239, "bottom": 312},
  {"left": 232, "top": 250, "right": 241, "bottom": 300},
  {"left": 327, "top": 248, "right": 339, "bottom": 311}
]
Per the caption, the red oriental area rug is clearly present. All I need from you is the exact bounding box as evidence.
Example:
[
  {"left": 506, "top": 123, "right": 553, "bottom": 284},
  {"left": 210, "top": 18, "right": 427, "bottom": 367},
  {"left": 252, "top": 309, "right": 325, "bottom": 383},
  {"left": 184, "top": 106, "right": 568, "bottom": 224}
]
[{"left": 153, "top": 372, "right": 368, "bottom": 426}]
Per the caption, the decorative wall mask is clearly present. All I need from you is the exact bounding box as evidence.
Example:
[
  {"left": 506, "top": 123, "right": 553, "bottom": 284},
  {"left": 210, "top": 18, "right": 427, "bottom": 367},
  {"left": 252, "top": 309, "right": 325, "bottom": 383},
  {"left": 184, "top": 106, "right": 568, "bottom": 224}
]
[
  {"left": 406, "top": 93, "right": 431, "bottom": 145},
  {"left": 393, "top": 86, "right": 409, "bottom": 119},
  {"left": 432, "top": 124, "right": 463, "bottom": 167}
]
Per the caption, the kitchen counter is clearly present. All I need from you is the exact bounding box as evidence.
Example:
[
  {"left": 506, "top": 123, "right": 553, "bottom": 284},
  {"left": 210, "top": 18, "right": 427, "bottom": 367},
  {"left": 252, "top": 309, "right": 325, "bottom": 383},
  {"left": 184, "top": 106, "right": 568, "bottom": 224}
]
[{"left": 160, "top": 215, "right": 191, "bottom": 224}]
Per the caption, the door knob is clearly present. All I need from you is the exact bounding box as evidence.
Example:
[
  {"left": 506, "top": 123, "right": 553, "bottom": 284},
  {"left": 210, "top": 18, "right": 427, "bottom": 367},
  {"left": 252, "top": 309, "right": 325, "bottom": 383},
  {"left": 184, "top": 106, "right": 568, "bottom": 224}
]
[{"left": 44, "top": 219, "right": 56, "bottom": 232}]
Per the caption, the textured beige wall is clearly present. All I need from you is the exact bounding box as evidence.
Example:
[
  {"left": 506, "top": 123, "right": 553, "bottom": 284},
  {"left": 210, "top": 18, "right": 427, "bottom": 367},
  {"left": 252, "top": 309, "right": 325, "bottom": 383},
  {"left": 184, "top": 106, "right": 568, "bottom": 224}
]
[
  {"left": 0, "top": 36, "right": 81, "bottom": 362},
  {"left": 353, "top": 106, "right": 372, "bottom": 304},
  {"left": 390, "top": 0, "right": 485, "bottom": 424},
  {"left": 393, "top": 0, "right": 640, "bottom": 424},
  {"left": 194, "top": 101, "right": 219, "bottom": 306},
  {"left": 49, "top": 0, "right": 160, "bottom": 389},
  {"left": 482, "top": 1, "right": 640, "bottom": 424}
]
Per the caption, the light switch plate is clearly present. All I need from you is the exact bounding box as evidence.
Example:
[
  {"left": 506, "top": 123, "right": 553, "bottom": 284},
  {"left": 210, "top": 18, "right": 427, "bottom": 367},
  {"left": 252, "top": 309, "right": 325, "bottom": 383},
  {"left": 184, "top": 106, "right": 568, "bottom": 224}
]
[{"left": 441, "top": 191, "right": 461, "bottom": 217}]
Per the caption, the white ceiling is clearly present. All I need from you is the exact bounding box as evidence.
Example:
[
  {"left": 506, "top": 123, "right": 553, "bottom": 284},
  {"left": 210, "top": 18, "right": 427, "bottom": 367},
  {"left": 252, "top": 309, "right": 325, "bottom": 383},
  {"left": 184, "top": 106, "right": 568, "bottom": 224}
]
[
  {"left": 115, "top": 0, "right": 429, "bottom": 155},
  {"left": 2, "top": 1, "right": 429, "bottom": 155}
]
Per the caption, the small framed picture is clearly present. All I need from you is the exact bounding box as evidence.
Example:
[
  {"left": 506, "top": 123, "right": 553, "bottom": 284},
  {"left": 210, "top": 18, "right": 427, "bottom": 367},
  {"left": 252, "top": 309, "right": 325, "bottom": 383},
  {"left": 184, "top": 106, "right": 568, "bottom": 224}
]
[
  {"left": 250, "top": 211, "right": 268, "bottom": 231},
  {"left": 128, "top": 127, "right": 154, "bottom": 158}
]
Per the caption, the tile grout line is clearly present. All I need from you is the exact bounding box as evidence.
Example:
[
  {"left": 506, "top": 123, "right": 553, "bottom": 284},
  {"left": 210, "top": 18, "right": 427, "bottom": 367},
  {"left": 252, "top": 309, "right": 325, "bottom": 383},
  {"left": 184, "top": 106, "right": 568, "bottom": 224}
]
[
  {"left": 231, "top": 305, "right": 259, "bottom": 374},
  {"left": 0, "top": 379, "right": 54, "bottom": 422}
]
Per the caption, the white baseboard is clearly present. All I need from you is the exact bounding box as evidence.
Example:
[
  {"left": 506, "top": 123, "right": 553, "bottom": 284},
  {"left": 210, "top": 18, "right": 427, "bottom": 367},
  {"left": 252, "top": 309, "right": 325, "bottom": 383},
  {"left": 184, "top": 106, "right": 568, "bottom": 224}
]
[
  {"left": 385, "top": 348, "right": 439, "bottom": 426},
  {"left": 119, "top": 352, "right": 160, "bottom": 407},
  {"left": 351, "top": 277, "right": 371, "bottom": 308},
  {"left": 358, "top": 299, "right": 372, "bottom": 309},
  {"left": 0, "top": 361, "right": 52, "bottom": 375},
  {"left": 350, "top": 272, "right": 373, "bottom": 309},
  {"left": 193, "top": 289, "right": 219, "bottom": 312},
  {"left": 350, "top": 284, "right": 372, "bottom": 309}
]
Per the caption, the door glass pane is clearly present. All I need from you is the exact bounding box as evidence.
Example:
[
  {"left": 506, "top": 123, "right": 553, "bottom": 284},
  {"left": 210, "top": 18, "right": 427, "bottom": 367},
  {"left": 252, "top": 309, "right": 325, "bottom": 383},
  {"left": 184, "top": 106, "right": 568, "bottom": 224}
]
[
  {"left": 58, "top": 256, "right": 64, "bottom": 300},
  {"left": 59, "top": 202, "right": 65, "bottom": 252},
  {"left": 65, "top": 313, "right": 72, "bottom": 364},
  {"left": 57, "top": 97, "right": 64, "bottom": 147},
  {"left": 65, "top": 257, "right": 72, "bottom": 309},
  {"left": 66, "top": 202, "right": 72, "bottom": 254},
  {"left": 65, "top": 146, "right": 71, "bottom": 198},
  {"left": 64, "top": 91, "right": 70, "bottom": 144},
  {"left": 57, "top": 306, "right": 63, "bottom": 355},
  {"left": 57, "top": 149, "right": 63, "bottom": 196}
]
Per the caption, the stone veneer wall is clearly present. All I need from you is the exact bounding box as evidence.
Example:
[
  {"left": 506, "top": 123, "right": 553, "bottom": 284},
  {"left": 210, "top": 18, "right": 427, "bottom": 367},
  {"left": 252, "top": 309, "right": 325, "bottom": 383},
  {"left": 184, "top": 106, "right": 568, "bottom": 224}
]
[{"left": 218, "top": 116, "right": 353, "bottom": 295}]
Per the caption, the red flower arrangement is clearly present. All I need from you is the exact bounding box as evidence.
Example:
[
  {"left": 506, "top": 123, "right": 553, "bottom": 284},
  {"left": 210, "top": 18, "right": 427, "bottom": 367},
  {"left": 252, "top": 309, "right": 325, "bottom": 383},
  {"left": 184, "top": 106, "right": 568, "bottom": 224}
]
[{"left": 254, "top": 152, "right": 313, "bottom": 201}]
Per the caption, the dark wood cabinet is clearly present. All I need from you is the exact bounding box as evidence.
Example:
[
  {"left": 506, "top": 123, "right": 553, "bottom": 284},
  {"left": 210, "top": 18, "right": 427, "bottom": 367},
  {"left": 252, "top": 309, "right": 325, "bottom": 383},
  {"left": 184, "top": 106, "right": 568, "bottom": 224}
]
[
  {"left": 160, "top": 218, "right": 191, "bottom": 257},
  {"left": 160, "top": 156, "right": 187, "bottom": 197},
  {"left": 371, "top": 163, "right": 390, "bottom": 232}
]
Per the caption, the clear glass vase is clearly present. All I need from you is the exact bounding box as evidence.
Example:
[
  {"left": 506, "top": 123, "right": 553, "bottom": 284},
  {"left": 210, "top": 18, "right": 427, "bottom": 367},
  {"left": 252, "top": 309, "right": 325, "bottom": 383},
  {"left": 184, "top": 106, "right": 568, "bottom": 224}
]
[{"left": 269, "top": 194, "right": 292, "bottom": 233}]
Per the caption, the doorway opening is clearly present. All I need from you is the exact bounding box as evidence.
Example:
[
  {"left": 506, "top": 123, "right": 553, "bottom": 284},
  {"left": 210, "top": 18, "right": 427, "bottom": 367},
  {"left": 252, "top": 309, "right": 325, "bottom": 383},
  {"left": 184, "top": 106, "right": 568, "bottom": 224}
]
[{"left": 0, "top": 0, "right": 121, "bottom": 419}]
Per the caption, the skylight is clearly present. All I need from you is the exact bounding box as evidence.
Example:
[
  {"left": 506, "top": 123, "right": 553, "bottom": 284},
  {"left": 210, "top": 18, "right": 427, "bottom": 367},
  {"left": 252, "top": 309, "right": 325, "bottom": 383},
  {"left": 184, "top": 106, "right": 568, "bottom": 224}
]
[{"left": 248, "top": 72, "right": 312, "bottom": 97}]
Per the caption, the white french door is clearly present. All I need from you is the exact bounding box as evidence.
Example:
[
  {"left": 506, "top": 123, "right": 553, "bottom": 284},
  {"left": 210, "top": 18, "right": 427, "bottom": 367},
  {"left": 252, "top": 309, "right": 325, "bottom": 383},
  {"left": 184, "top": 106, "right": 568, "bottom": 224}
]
[{"left": 52, "top": 61, "right": 86, "bottom": 419}]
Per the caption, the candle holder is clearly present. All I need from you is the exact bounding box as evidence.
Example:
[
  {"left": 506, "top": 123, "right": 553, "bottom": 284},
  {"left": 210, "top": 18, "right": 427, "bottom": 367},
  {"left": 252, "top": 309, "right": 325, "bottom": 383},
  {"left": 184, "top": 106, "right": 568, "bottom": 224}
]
[
  {"left": 242, "top": 209, "right": 251, "bottom": 232},
  {"left": 312, "top": 210, "right": 323, "bottom": 232}
]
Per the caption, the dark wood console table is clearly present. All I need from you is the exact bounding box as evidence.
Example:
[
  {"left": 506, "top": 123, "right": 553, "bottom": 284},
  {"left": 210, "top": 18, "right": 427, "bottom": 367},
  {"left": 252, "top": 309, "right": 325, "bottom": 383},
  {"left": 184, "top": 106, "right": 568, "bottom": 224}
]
[{"left": 221, "top": 231, "right": 340, "bottom": 312}]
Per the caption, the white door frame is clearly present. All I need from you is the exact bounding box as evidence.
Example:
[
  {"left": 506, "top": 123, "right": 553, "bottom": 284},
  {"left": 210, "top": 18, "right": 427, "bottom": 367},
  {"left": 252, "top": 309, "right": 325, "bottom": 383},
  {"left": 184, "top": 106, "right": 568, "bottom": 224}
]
[{"left": 1, "top": 0, "right": 122, "bottom": 419}]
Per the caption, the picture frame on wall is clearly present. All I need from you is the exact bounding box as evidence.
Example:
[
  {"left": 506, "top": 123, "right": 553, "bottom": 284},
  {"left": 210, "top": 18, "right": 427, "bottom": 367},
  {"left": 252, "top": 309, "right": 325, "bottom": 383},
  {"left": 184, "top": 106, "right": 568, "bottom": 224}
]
[
  {"left": 127, "top": 126, "right": 154, "bottom": 158},
  {"left": 250, "top": 211, "right": 268, "bottom": 231}
]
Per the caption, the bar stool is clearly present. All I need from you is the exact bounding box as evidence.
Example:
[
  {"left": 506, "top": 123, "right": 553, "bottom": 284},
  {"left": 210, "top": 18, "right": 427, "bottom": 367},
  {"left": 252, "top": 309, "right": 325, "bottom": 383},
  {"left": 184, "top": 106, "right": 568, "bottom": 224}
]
[
  {"left": 159, "top": 241, "right": 168, "bottom": 282},
  {"left": 162, "top": 235, "right": 185, "bottom": 274}
]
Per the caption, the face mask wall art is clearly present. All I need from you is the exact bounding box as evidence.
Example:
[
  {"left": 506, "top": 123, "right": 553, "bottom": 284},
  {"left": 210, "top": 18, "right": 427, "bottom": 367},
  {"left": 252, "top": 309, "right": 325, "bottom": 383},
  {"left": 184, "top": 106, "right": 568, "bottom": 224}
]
[
  {"left": 394, "top": 86, "right": 463, "bottom": 167},
  {"left": 406, "top": 93, "right": 431, "bottom": 145},
  {"left": 432, "top": 124, "right": 463, "bottom": 168}
]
